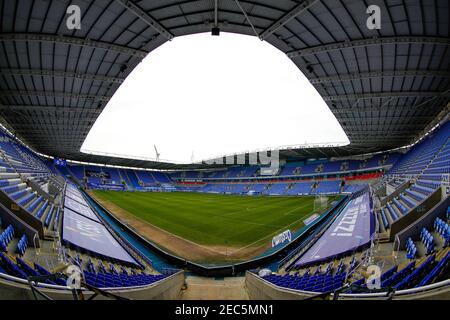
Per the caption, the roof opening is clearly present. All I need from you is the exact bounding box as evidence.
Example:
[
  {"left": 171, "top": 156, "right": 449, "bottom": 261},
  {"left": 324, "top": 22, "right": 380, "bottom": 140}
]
[{"left": 81, "top": 32, "right": 349, "bottom": 163}]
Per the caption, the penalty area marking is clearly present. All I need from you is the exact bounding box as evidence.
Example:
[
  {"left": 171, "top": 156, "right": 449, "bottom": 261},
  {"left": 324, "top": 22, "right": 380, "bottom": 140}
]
[{"left": 229, "top": 197, "right": 337, "bottom": 256}]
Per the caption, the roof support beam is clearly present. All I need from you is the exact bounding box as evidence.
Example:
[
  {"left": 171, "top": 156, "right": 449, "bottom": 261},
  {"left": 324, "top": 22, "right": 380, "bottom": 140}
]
[
  {"left": 12, "top": 127, "right": 89, "bottom": 132},
  {"left": 287, "top": 36, "right": 450, "bottom": 58},
  {"left": 324, "top": 91, "right": 446, "bottom": 102},
  {"left": 114, "top": 0, "right": 174, "bottom": 40},
  {"left": 333, "top": 108, "right": 406, "bottom": 114},
  {"left": 337, "top": 116, "right": 434, "bottom": 121},
  {"left": 350, "top": 137, "right": 412, "bottom": 142},
  {"left": 0, "top": 104, "right": 102, "bottom": 115},
  {"left": 11, "top": 119, "right": 95, "bottom": 125},
  {"left": 259, "top": 0, "right": 319, "bottom": 40},
  {"left": 310, "top": 70, "right": 450, "bottom": 84},
  {"left": 349, "top": 131, "right": 419, "bottom": 135},
  {"left": 234, "top": 0, "right": 260, "bottom": 37},
  {"left": 345, "top": 123, "right": 429, "bottom": 129},
  {"left": 214, "top": 0, "right": 219, "bottom": 27},
  {"left": 0, "top": 90, "right": 110, "bottom": 102},
  {"left": 0, "top": 33, "right": 148, "bottom": 58},
  {"left": 332, "top": 105, "right": 439, "bottom": 113},
  {"left": 0, "top": 69, "right": 125, "bottom": 84}
]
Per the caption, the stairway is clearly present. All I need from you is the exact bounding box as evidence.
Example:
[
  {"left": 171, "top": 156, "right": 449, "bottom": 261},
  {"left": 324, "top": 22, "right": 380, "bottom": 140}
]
[{"left": 179, "top": 276, "right": 249, "bottom": 300}]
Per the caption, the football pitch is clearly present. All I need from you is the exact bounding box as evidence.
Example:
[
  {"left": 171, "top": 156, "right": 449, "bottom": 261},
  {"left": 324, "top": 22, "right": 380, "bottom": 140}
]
[{"left": 91, "top": 191, "right": 339, "bottom": 250}]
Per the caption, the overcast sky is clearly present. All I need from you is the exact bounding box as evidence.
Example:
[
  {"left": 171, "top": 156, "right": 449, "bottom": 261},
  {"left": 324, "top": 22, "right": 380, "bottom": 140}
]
[{"left": 81, "top": 32, "right": 349, "bottom": 163}]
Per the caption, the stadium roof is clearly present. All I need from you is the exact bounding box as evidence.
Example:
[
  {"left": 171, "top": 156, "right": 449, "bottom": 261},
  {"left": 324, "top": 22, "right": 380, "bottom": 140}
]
[{"left": 0, "top": 0, "right": 449, "bottom": 169}]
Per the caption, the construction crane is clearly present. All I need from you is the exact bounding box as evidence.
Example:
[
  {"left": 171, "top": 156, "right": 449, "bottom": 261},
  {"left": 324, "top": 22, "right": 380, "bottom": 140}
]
[{"left": 154, "top": 145, "right": 160, "bottom": 161}]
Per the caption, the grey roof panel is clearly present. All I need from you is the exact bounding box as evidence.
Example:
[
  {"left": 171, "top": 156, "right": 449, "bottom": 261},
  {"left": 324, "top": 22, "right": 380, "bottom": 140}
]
[{"left": 0, "top": 0, "right": 448, "bottom": 169}]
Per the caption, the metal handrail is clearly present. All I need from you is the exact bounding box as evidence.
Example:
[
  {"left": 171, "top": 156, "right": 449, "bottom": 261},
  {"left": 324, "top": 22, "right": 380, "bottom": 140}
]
[{"left": 393, "top": 234, "right": 401, "bottom": 263}]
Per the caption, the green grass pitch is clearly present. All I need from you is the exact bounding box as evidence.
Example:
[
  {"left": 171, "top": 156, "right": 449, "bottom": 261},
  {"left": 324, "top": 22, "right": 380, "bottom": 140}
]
[{"left": 92, "top": 190, "right": 339, "bottom": 248}]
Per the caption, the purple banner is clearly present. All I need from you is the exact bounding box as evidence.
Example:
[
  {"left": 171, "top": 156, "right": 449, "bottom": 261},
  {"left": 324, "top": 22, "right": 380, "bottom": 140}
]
[
  {"left": 65, "top": 189, "right": 86, "bottom": 205},
  {"left": 64, "top": 196, "right": 100, "bottom": 222},
  {"left": 295, "top": 192, "right": 373, "bottom": 267},
  {"left": 63, "top": 208, "right": 137, "bottom": 265},
  {"left": 66, "top": 184, "right": 79, "bottom": 194}
]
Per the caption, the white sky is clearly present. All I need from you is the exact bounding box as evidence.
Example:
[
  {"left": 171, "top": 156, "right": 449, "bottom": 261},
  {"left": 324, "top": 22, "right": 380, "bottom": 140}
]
[{"left": 81, "top": 32, "right": 349, "bottom": 163}]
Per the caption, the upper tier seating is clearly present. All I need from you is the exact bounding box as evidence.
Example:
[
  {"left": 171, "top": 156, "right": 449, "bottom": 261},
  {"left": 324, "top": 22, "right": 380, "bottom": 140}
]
[{"left": 377, "top": 125, "right": 449, "bottom": 231}]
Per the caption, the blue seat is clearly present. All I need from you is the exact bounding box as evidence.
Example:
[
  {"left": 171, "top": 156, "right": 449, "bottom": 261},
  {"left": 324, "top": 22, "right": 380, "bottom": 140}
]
[
  {"left": 0, "top": 252, "right": 28, "bottom": 279},
  {"left": 27, "top": 195, "right": 43, "bottom": 213},
  {"left": 418, "top": 251, "right": 450, "bottom": 287},
  {"left": 18, "top": 193, "right": 36, "bottom": 206},
  {"left": 44, "top": 206, "right": 54, "bottom": 227},
  {"left": 395, "top": 255, "right": 435, "bottom": 290},
  {"left": 0, "top": 225, "right": 15, "bottom": 252},
  {"left": 35, "top": 199, "right": 49, "bottom": 219},
  {"left": 16, "top": 234, "right": 28, "bottom": 256},
  {"left": 380, "top": 208, "right": 389, "bottom": 229}
]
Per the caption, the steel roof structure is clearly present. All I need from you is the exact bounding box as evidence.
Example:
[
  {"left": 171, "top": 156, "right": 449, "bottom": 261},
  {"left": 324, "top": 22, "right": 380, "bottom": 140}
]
[{"left": 0, "top": 0, "right": 449, "bottom": 169}]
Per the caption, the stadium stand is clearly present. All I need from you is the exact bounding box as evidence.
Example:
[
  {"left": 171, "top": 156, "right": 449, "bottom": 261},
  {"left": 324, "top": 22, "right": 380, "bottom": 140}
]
[
  {"left": 0, "top": 132, "right": 181, "bottom": 298},
  {"left": 375, "top": 122, "right": 450, "bottom": 232}
]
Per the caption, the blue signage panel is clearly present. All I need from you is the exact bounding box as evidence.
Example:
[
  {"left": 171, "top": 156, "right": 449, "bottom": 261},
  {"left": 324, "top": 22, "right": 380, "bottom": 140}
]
[
  {"left": 64, "top": 196, "right": 100, "bottom": 222},
  {"left": 63, "top": 208, "right": 137, "bottom": 265},
  {"left": 65, "top": 189, "right": 86, "bottom": 205},
  {"left": 294, "top": 192, "right": 373, "bottom": 267}
]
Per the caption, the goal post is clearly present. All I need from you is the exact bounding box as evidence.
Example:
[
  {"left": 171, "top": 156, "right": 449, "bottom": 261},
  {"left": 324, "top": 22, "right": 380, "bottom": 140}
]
[{"left": 313, "top": 195, "right": 329, "bottom": 213}]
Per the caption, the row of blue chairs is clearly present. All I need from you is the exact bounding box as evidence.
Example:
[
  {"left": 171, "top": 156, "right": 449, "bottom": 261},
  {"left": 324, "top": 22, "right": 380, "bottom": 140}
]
[
  {"left": 418, "top": 251, "right": 450, "bottom": 287},
  {"left": 386, "top": 203, "right": 399, "bottom": 221},
  {"left": 0, "top": 252, "right": 27, "bottom": 278},
  {"left": 16, "top": 235, "right": 27, "bottom": 256},
  {"left": 32, "top": 262, "right": 67, "bottom": 286},
  {"left": 262, "top": 273, "right": 346, "bottom": 293},
  {"left": 53, "top": 208, "right": 60, "bottom": 231},
  {"left": 83, "top": 270, "right": 166, "bottom": 288},
  {"left": 420, "top": 228, "right": 435, "bottom": 254},
  {"left": 15, "top": 257, "right": 67, "bottom": 286},
  {"left": 0, "top": 252, "right": 67, "bottom": 286},
  {"left": 27, "top": 195, "right": 43, "bottom": 213},
  {"left": 35, "top": 199, "right": 49, "bottom": 219},
  {"left": 74, "top": 254, "right": 144, "bottom": 279},
  {"left": 434, "top": 217, "right": 450, "bottom": 246},
  {"left": 406, "top": 238, "right": 417, "bottom": 259},
  {"left": 44, "top": 206, "right": 54, "bottom": 227},
  {"left": 381, "top": 261, "right": 416, "bottom": 288},
  {"left": 379, "top": 208, "right": 389, "bottom": 229},
  {"left": 394, "top": 255, "right": 435, "bottom": 290},
  {"left": 0, "top": 225, "right": 14, "bottom": 252},
  {"left": 348, "top": 256, "right": 357, "bottom": 272},
  {"left": 347, "top": 265, "right": 398, "bottom": 293}
]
